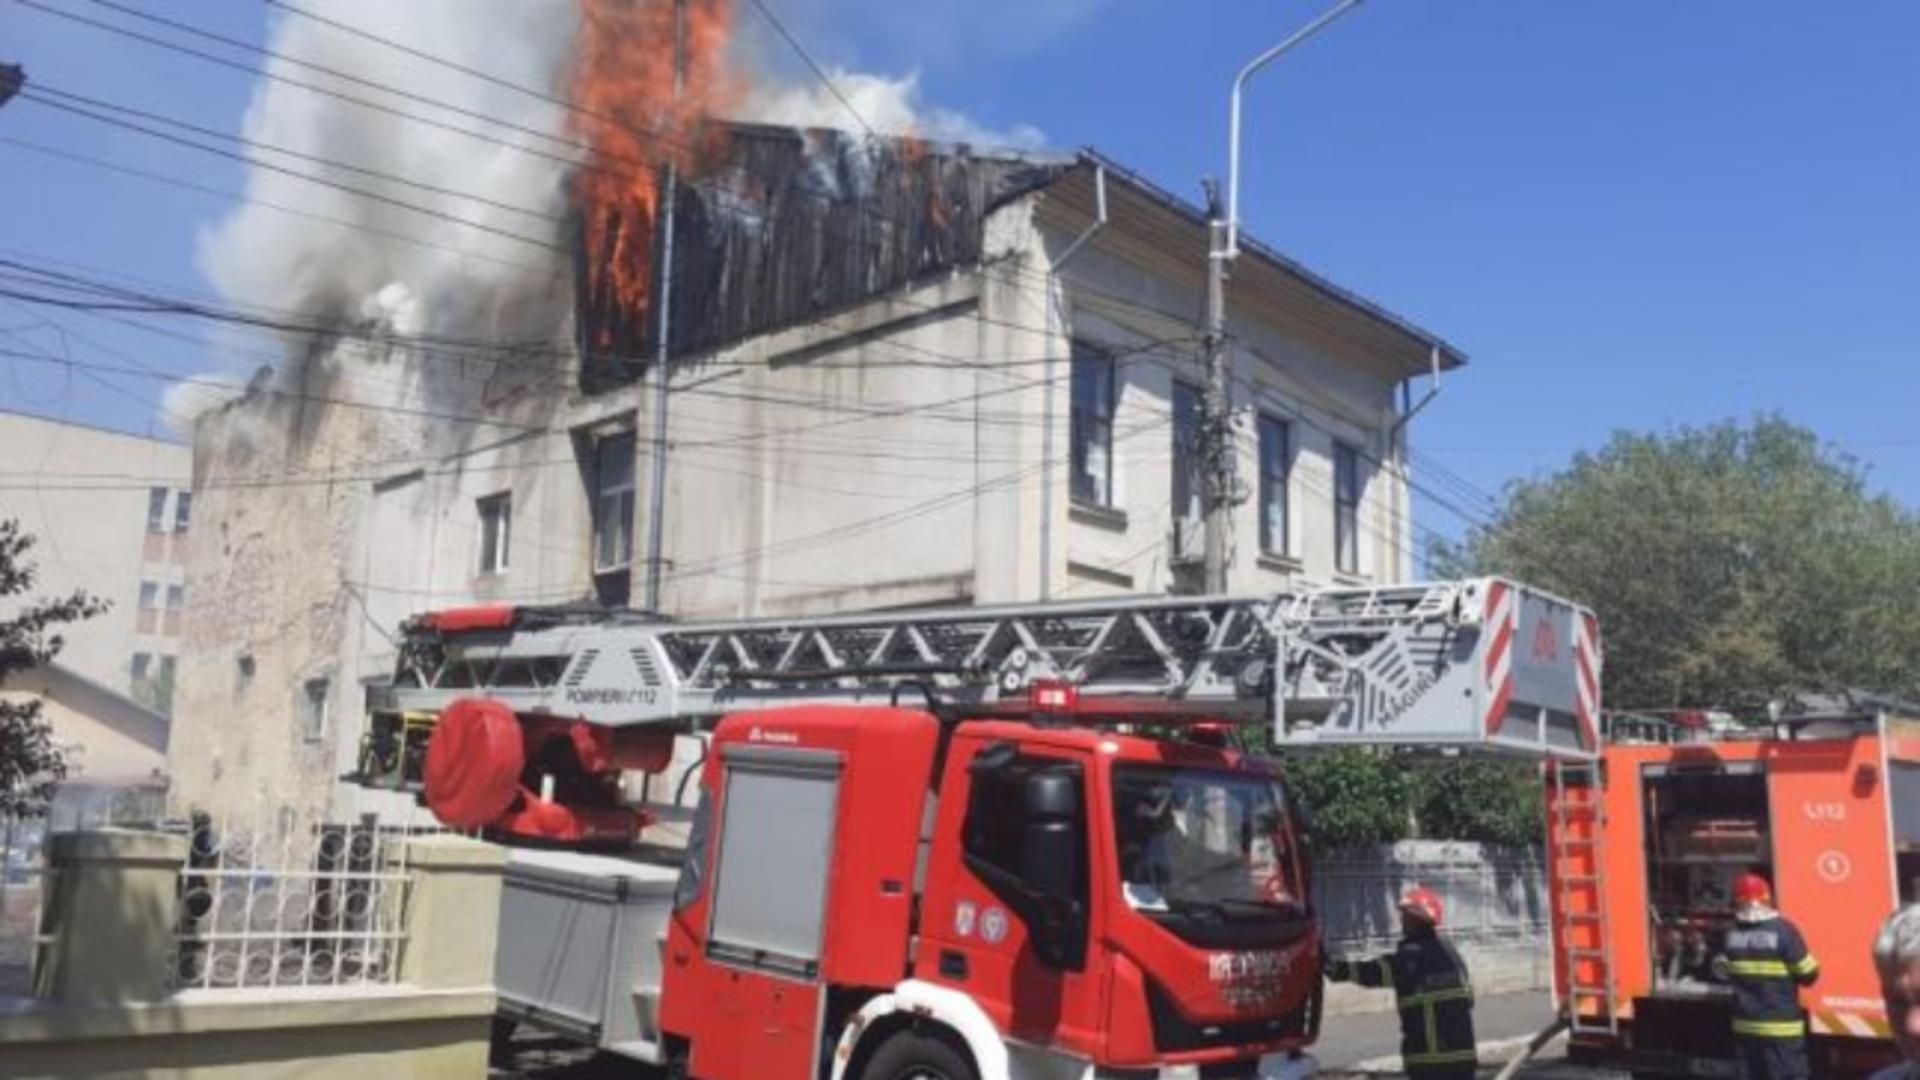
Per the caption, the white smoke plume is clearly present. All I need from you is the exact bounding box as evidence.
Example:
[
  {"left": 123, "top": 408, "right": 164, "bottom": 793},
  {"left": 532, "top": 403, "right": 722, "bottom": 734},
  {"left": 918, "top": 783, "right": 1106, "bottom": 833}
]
[
  {"left": 738, "top": 68, "right": 1046, "bottom": 151},
  {"left": 196, "top": 1, "right": 1047, "bottom": 402},
  {"left": 159, "top": 371, "right": 247, "bottom": 437},
  {"left": 197, "top": 0, "right": 579, "bottom": 369}
]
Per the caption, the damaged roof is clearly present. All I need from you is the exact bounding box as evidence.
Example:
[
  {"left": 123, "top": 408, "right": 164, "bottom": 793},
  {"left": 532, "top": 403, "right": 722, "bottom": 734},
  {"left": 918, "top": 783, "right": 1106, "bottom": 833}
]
[{"left": 575, "top": 124, "right": 1462, "bottom": 386}]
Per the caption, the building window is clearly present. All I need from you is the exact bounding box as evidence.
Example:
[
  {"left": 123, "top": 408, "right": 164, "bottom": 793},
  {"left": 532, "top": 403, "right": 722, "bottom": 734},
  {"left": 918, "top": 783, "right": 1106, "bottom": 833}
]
[
  {"left": 156, "top": 656, "right": 176, "bottom": 716},
  {"left": 477, "top": 492, "right": 511, "bottom": 575},
  {"left": 146, "top": 487, "right": 168, "bottom": 533},
  {"left": 166, "top": 584, "right": 184, "bottom": 613},
  {"left": 173, "top": 491, "right": 192, "bottom": 534},
  {"left": 130, "top": 652, "right": 151, "bottom": 682},
  {"left": 139, "top": 582, "right": 159, "bottom": 611},
  {"left": 1070, "top": 344, "right": 1116, "bottom": 507},
  {"left": 593, "top": 432, "right": 636, "bottom": 574},
  {"left": 1258, "top": 415, "right": 1290, "bottom": 556},
  {"left": 1334, "top": 442, "right": 1362, "bottom": 575},
  {"left": 301, "top": 677, "right": 330, "bottom": 742},
  {"left": 1171, "top": 381, "right": 1202, "bottom": 523}
]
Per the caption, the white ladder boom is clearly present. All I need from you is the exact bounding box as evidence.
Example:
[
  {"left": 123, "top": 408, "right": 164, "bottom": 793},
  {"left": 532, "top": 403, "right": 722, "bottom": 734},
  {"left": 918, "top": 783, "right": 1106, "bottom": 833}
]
[{"left": 375, "top": 576, "right": 1602, "bottom": 759}]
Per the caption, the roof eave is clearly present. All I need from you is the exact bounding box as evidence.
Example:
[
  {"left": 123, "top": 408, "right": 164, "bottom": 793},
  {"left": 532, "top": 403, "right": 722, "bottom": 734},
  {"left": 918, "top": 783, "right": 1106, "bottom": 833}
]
[{"left": 1070, "top": 149, "right": 1468, "bottom": 376}]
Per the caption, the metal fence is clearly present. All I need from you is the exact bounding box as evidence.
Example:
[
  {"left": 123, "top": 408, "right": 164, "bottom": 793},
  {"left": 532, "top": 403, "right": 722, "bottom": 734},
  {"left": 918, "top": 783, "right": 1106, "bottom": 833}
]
[
  {"left": 169, "top": 806, "right": 444, "bottom": 992},
  {"left": 1315, "top": 841, "right": 1549, "bottom": 958},
  {"left": 0, "top": 813, "right": 48, "bottom": 998}
]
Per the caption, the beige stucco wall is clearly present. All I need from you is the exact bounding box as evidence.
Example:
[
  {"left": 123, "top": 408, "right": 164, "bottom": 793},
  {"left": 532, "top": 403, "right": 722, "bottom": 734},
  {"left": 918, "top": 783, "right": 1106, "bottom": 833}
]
[
  {"left": 4, "top": 831, "right": 503, "bottom": 1080},
  {"left": 0, "top": 412, "right": 191, "bottom": 701}
]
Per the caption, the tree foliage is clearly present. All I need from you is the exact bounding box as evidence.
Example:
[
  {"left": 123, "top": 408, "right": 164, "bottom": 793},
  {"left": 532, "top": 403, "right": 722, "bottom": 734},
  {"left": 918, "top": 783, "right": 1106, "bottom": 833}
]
[
  {"left": 1433, "top": 417, "right": 1920, "bottom": 709},
  {"left": 1280, "top": 749, "right": 1411, "bottom": 851},
  {"left": 1410, "top": 759, "right": 1541, "bottom": 848},
  {"left": 1282, "top": 750, "right": 1542, "bottom": 850},
  {"left": 0, "top": 519, "right": 107, "bottom": 816}
]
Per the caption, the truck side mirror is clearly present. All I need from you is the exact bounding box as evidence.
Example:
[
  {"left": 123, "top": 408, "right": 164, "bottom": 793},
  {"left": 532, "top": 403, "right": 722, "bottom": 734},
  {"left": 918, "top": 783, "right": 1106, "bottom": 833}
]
[
  {"left": 1021, "top": 769, "right": 1087, "bottom": 971},
  {"left": 1022, "top": 770, "right": 1080, "bottom": 901}
]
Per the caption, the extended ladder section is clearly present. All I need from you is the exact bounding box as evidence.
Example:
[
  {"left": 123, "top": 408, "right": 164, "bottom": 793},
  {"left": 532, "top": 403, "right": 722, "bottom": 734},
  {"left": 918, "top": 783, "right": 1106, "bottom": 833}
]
[
  {"left": 1549, "top": 760, "right": 1618, "bottom": 1037},
  {"left": 376, "top": 576, "right": 1601, "bottom": 760}
]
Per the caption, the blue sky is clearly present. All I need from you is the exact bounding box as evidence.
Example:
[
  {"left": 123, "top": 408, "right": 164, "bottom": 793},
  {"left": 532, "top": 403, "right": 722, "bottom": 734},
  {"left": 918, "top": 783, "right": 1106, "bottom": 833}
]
[{"left": 2, "top": 0, "right": 1916, "bottom": 542}]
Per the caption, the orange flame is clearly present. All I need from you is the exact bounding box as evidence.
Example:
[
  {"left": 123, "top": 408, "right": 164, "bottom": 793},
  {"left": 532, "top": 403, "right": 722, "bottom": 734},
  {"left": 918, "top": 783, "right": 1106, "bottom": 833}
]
[{"left": 569, "top": 0, "right": 736, "bottom": 348}]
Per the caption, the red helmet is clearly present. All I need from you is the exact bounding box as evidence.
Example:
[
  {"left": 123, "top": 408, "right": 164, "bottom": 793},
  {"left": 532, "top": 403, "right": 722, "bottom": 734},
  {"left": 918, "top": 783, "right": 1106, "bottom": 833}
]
[
  {"left": 1400, "top": 886, "right": 1445, "bottom": 927},
  {"left": 1733, "top": 873, "right": 1774, "bottom": 907}
]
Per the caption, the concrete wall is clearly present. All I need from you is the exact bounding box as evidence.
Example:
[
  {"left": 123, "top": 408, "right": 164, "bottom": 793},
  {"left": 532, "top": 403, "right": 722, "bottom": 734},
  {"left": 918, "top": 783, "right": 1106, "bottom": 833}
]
[
  {"left": 1317, "top": 841, "right": 1553, "bottom": 1013},
  {"left": 0, "top": 412, "right": 191, "bottom": 704},
  {"left": 1, "top": 830, "right": 504, "bottom": 1079}
]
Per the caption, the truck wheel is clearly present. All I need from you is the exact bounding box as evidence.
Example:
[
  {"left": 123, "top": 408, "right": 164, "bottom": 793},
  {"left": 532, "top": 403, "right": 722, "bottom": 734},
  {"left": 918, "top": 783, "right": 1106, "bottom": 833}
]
[{"left": 860, "top": 1029, "right": 978, "bottom": 1080}]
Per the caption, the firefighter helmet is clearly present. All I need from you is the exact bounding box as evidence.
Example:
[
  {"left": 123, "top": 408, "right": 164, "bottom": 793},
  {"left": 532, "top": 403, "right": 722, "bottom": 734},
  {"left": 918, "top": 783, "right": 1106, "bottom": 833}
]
[
  {"left": 1400, "top": 886, "right": 1445, "bottom": 927},
  {"left": 1733, "top": 873, "right": 1774, "bottom": 908}
]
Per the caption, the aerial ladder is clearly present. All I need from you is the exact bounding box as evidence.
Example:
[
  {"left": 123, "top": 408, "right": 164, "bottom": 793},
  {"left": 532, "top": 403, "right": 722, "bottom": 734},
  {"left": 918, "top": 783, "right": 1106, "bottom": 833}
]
[{"left": 356, "top": 575, "right": 1603, "bottom": 843}]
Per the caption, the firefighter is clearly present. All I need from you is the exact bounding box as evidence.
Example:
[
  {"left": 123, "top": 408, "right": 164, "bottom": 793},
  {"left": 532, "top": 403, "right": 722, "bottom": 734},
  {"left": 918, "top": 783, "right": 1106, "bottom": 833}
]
[
  {"left": 1326, "top": 886, "right": 1477, "bottom": 1079},
  {"left": 1871, "top": 904, "right": 1920, "bottom": 1080},
  {"left": 1718, "top": 872, "right": 1820, "bottom": 1080}
]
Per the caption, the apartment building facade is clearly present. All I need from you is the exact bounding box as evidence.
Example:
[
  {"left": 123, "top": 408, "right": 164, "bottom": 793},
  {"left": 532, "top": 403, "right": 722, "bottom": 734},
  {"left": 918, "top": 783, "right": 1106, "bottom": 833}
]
[
  {"left": 0, "top": 410, "right": 185, "bottom": 811},
  {"left": 168, "top": 132, "right": 1461, "bottom": 825}
]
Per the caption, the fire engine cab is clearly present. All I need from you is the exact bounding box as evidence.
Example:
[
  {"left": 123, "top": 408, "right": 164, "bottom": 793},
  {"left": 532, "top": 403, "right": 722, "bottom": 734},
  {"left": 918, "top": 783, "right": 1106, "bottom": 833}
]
[{"left": 357, "top": 577, "right": 1599, "bottom": 1080}]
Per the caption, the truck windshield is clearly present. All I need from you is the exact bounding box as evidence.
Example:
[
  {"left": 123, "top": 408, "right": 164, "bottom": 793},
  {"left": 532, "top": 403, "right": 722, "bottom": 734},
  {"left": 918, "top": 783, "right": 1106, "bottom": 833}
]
[{"left": 1112, "top": 764, "right": 1302, "bottom": 918}]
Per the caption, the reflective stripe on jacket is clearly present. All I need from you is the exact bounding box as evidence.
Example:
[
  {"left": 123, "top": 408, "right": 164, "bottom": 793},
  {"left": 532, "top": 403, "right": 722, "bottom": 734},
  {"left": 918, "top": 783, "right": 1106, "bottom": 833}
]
[
  {"left": 1724, "top": 914, "right": 1819, "bottom": 1038},
  {"left": 1353, "top": 928, "right": 1478, "bottom": 1069}
]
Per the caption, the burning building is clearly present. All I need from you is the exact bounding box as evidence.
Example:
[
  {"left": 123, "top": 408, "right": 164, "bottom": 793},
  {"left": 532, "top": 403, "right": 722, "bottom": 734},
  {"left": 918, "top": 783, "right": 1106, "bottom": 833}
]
[{"left": 167, "top": 0, "right": 1464, "bottom": 827}]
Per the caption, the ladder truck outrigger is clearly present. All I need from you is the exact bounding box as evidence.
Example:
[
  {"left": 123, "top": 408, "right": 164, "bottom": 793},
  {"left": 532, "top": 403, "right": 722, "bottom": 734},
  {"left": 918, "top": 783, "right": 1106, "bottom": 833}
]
[{"left": 356, "top": 577, "right": 1603, "bottom": 1080}]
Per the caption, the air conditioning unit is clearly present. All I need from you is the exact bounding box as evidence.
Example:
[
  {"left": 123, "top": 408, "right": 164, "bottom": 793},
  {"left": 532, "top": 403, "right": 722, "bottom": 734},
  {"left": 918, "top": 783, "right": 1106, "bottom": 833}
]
[{"left": 1169, "top": 517, "right": 1205, "bottom": 566}]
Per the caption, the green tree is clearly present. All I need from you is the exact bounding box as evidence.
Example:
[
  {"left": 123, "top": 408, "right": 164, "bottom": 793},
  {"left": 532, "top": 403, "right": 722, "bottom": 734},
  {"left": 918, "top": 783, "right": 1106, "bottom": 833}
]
[
  {"left": 1411, "top": 759, "right": 1542, "bottom": 847},
  {"left": 0, "top": 519, "right": 107, "bottom": 816},
  {"left": 1279, "top": 749, "right": 1413, "bottom": 851},
  {"left": 1434, "top": 417, "right": 1920, "bottom": 709}
]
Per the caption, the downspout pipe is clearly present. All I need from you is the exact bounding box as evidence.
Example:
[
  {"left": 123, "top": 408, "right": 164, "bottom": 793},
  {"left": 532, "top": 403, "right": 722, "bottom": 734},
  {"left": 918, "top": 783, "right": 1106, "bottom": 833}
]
[
  {"left": 1039, "top": 162, "right": 1107, "bottom": 600},
  {"left": 1388, "top": 345, "right": 1442, "bottom": 578}
]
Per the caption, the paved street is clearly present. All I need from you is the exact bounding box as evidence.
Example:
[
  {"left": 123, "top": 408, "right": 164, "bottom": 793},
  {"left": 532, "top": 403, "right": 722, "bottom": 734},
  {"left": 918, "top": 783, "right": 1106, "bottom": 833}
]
[{"left": 493, "top": 990, "right": 1632, "bottom": 1080}]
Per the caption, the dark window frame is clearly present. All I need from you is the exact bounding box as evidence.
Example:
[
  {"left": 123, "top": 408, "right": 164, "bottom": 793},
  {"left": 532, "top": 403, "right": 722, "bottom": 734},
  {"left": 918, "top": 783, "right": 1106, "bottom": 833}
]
[
  {"left": 1258, "top": 414, "right": 1291, "bottom": 557},
  {"left": 1069, "top": 343, "right": 1117, "bottom": 508},
  {"left": 592, "top": 431, "right": 637, "bottom": 575},
  {"left": 476, "top": 491, "right": 512, "bottom": 575},
  {"left": 146, "top": 487, "right": 168, "bottom": 534},
  {"left": 1333, "top": 442, "right": 1362, "bottom": 575}
]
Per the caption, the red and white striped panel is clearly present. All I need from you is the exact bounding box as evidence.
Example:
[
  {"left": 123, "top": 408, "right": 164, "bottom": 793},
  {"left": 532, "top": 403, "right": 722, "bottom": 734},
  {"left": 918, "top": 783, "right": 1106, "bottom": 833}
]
[
  {"left": 1483, "top": 581, "right": 1517, "bottom": 735},
  {"left": 1573, "top": 612, "right": 1601, "bottom": 750},
  {"left": 1811, "top": 1009, "right": 1894, "bottom": 1039}
]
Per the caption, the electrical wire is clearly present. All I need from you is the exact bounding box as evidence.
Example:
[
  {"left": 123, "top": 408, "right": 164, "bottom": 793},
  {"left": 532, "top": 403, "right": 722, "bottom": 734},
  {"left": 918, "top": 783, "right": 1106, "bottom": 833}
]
[{"left": 744, "top": 0, "right": 876, "bottom": 140}]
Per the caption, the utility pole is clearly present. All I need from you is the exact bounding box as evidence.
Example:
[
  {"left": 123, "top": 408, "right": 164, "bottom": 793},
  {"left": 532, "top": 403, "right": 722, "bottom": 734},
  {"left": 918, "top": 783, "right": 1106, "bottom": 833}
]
[
  {"left": 1202, "top": 0, "right": 1363, "bottom": 594},
  {"left": 0, "top": 64, "right": 24, "bottom": 110},
  {"left": 643, "top": 0, "right": 686, "bottom": 613},
  {"left": 1200, "top": 182, "right": 1233, "bottom": 594}
]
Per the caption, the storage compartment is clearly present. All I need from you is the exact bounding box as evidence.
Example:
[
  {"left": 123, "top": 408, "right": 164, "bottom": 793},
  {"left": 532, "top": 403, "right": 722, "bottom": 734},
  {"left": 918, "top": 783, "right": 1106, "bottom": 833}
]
[
  {"left": 495, "top": 848, "right": 681, "bottom": 1059},
  {"left": 1641, "top": 766, "right": 1773, "bottom": 992}
]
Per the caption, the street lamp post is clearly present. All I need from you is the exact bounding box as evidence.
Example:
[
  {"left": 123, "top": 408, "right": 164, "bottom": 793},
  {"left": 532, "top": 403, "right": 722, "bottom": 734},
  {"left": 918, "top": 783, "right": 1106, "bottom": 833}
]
[{"left": 1200, "top": 0, "right": 1364, "bottom": 593}]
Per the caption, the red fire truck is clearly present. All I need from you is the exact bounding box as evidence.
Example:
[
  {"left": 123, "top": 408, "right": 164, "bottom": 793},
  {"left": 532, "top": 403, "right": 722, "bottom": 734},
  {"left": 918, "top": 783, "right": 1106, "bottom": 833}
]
[
  {"left": 1547, "top": 703, "right": 1920, "bottom": 1078},
  {"left": 358, "top": 577, "right": 1601, "bottom": 1079}
]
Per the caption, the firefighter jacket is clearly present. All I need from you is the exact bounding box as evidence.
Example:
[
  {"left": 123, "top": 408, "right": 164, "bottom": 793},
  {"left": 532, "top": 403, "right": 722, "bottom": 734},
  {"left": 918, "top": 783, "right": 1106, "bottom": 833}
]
[
  {"left": 1722, "top": 913, "right": 1820, "bottom": 1039},
  {"left": 1334, "top": 927, "right": 1477, "bottom": 1071}
]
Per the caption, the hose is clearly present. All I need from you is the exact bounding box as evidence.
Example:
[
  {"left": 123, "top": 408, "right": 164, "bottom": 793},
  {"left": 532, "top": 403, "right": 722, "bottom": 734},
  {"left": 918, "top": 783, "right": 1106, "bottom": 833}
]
[{"left": 1489, "top": 1016, "right": 1569, "bottom": 1080}]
